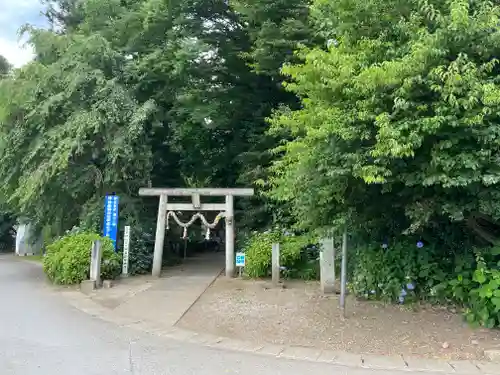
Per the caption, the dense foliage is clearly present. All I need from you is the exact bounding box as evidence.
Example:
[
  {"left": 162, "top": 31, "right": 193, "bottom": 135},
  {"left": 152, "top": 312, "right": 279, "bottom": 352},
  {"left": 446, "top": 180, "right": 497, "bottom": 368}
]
[
  {"left": 4, "top": 0, "right": 500, "bottom": 327},
  {"left": 349, "top": 239, "right": 500, "bottom": 328},
  {"left": 436, "top": 246, "right": 500, "bottom": 328},
  {"left": 0, "top": 0, "right": 303, "bottom": 234},
  {"left": 350, "top": 240, "right": 447, "bottom": 302},
  {"left": 0, "top": 212, "right": 16, "bottom": 252},
  {"left": 43, "top": 232, "right": 121, "bottom": 284},
  {"left": 127, "top": 225, "right": 156, "bottom": 275},
  {"left": 270, "top": 0, "right": 500, "bottom": 242}
]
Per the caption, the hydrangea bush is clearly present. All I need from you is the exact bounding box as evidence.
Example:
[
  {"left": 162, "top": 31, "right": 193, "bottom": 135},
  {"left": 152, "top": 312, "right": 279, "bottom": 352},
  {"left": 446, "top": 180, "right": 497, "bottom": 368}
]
[
  {"left": 350, "top": 238, "right": 500, "bottom": 328},
  {"left": 350, "top": 239, "right": 446, "bottom": 303}
]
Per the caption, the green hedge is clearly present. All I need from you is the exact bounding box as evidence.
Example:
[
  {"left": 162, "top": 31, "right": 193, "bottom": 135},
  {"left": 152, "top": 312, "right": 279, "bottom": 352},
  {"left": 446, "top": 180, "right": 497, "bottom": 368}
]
[{"left": 43, "top": 232, "right": 121, "bottom": 285}]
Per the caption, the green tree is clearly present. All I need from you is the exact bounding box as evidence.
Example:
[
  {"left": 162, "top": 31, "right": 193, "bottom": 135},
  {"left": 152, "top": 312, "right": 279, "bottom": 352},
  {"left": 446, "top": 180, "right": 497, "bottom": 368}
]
[
  {"left": 232, "top": 0, "right": 316, "bottom": 79},
  {"left": 0, "top": 55, "right": 10, "bottom": 76},
  {"left": 0, "top": 0, "right": 297, "bottom": 234},
  {"left": 227, "top": 0, "right": 321, "bottom": 228},
  {"left": 0, "top": 25, "right": 156, "bottom": 231},
  {"left": 270, "top": 0, "right": 500, "bottom": 243}
]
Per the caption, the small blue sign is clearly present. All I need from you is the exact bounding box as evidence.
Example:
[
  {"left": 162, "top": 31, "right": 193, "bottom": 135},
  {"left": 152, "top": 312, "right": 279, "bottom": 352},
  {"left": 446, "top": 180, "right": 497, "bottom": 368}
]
[
  {"left": 235, "top": 252, "right": 245, "bottom": 267},
  {"left": 103, "top": 195, "right": 119, "bottom": 250}
]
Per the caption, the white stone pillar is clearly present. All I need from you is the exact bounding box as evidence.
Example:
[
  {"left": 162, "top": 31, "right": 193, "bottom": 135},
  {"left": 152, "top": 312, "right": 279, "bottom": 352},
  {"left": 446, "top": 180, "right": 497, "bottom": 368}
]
[
  {"left": 340, "top": 230, "right": 348, "bottom": 316},
  {"left": 320, "top": 237, "right": 336, "bottom": 294},
  {"left": 225, "top": 195, "right": 235, "bottom": 277},
  {"left": 89, "top": 240, "right": 102, "bottom": 286},
  {"left": 152, "top": 194, "right": 167, "bottom": 277},
  {"left": 272, "top": 242, "right": 280, "bottom": 285}
]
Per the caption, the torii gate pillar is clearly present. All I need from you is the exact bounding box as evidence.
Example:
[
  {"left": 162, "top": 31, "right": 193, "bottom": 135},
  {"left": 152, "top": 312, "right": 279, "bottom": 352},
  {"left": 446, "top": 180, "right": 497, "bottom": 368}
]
[{"left": 139, "top": 188, "right": 254, "bottom": 277}]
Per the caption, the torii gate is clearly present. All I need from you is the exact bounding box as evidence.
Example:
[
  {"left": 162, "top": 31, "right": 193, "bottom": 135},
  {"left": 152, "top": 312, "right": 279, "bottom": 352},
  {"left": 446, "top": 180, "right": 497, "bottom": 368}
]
[{"left": 138, "top": 188, "right": 254, "bottom": 277}]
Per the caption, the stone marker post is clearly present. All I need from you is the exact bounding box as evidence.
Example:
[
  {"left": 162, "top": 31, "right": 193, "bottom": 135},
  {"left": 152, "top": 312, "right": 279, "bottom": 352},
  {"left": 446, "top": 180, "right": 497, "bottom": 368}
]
[
  {"left": 225, "top": 195, "right": 235, "bottom": 278},
  {"left": 89, "top": 240, "right": 102, "bottom": 286},
  {"left": 320, "top": 237, "right": 335, "bottom": 294},
  {"left": 340, "top": 230, "right": 348, "bottom": 317},
  {"left": 122, "top": 225, "right": 131, "bottom": 276},
  {"left": 272, "top": 242, "right": 280, "bottom": 286}
]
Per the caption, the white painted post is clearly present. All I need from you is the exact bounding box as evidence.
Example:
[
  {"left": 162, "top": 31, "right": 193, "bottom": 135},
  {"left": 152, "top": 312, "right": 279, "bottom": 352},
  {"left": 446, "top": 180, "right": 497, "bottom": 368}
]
[
  {"left": 90, "top": 240, "right": 102, "bottom": 286},
  {"left": 122, "top": 225, "right": 131, "bottom": 276},
  {"left": 272, "top": 242, "right": 280, "bottom": 285},
  {"left": 152, "top": 194, "right": 167, "bottom": 277},
  {"left": 320, "top": 237, "right": 336, "bottom": 294},
  {"left": 225, "top": 195, "right": 235, "bottom": 277}
]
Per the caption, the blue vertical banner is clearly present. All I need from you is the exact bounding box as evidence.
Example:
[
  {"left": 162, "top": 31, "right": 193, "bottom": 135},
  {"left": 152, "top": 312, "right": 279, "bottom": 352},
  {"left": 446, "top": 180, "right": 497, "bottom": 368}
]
[{"left": 103, "top": 195, "right": 119, "bottom": 250}]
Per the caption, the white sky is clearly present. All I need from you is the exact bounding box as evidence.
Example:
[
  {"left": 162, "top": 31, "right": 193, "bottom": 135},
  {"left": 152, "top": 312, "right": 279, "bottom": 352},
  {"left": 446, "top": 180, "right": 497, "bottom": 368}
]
[{"left": 0, "top": 0, "right": 47, "bottom": 67}]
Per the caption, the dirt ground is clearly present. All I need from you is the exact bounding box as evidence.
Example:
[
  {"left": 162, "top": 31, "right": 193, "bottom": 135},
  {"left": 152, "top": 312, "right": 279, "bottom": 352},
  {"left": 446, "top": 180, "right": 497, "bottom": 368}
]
[{"left": 177, "top": 277, "right": 500, "bottom": 360}]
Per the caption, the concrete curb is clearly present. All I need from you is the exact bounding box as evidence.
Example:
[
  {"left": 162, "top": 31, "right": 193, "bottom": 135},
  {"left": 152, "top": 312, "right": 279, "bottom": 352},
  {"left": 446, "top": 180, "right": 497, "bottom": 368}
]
[{"left": 60, "top": 289, "right": 500, "bottom": 375}]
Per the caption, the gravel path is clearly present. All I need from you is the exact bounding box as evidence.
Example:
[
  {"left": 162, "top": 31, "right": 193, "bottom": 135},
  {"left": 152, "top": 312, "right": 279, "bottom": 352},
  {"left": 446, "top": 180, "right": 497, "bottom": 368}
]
[{"left": 178, "top": 277, "right": 500, "bottom": 360}]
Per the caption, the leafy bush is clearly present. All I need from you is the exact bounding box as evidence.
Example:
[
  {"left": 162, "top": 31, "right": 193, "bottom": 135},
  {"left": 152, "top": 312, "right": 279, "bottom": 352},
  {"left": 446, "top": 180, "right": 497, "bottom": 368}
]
[
  {"left": 244, "top": 230, "right": 317, "bottom": 279},
  {"left": 349, "top": 239, "right": 500, "bottom": 328},
  {"left": 244, "top": 231, "right": 280, "bottom": 277},
  {"left": 464, "top": 254, "right": 500, "bottom": 328},
  {"left": 281, "top": 243, "right": 320, "bottom": 280},
  {"left": 43, "top": 232, "right": 121, "bottom": 285},
  {"left": 350, "top": 240, "right": 448, "bottom": 303},
  {"left": 128, "top": 226, "right": 155, "bottom": 275},
  {"left": 434, "top": 247, "right": 500, "bottom": 328}
]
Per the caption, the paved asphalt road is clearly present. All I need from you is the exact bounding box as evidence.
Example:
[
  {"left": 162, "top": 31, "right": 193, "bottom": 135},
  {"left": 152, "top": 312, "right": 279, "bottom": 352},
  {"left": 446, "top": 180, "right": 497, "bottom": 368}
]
[{"left": 0, "top": 256, "right": 450, "bottom": 375}]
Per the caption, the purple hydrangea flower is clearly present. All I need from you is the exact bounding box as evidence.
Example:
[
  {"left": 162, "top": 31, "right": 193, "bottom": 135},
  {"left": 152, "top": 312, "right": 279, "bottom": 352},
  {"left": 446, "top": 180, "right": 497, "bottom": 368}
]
[
  {"left": 400, "top": 289, "right": 407, "bottom": 297},
  {"left": 407, "top": 283, "right": 415, "bottom": 291},
  {"left": 416, "top": 241, "right": 424, "bottom": 248}
]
